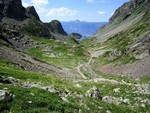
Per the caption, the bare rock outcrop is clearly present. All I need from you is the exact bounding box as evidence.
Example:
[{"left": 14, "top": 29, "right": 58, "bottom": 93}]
[
  {"left": 45, "top": 20, "right": 68, "bottom": 36},
  {"left": 26, "top": 6, "right": 40, "bottom": 21},
  {"left": 69, "top": 33, "right": 82, "bottom": 39},
  {"left": 109, "top": 0, "right": 145, "bottom": 23},
  {"left": 0, "top": 0, "right": 26, "bottom": 20},
  {"left": 0, "top": 90, "right": 13, "bottom": 102},
  {"left": 85, "top": 86, "right": 102, "bottom": 99}
]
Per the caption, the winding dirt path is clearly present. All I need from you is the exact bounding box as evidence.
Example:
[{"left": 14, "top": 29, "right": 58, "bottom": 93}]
[
  {"left": 76, "top": 63, "right": 87, "bottom": 79},
  {"left": 76, "top": 50, "right": 102, "bottom": 79}
]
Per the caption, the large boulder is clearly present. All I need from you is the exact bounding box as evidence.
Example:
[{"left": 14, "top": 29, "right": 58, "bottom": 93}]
[
  {"left": 0, "top": 90, "right": 13, "bottom": 102},
  {"left": 0, "top": 76, "right": 20, "bottom": 85},
  {"left": 0, "top": 90, "right": 6, "bottom": 101},
  {"left": 85, "top": 86, "right": 102, "bottom": 99},
  {"left": 69, "top": 33, "right": 82, "bottom": 39}
]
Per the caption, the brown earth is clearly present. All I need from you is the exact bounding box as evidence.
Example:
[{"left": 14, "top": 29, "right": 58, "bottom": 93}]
[{"left": 98, "top": 56, "right": 150, "bottom": 78}]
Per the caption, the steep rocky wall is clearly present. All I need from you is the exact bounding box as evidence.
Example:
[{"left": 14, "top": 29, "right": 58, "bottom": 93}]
[
  {"left": 109, "top": 0, "right": 145, "bottom": 23},
  {"left": 26, "top": 6, "right": 40, "bottom": 21},
  {"left": 0, "top": 0, "right": 26, "bottom": 20}
]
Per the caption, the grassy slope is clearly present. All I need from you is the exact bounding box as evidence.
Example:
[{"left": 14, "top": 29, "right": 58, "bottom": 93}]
[
  {"left": 26, "top": 36, "right": 88, "bottom": 69},
  {"left": 82, "top": 2, "right": 150, "bottom": 67},
  {"left": 0, "top": 57, "right": 150, "bottom": 113}
]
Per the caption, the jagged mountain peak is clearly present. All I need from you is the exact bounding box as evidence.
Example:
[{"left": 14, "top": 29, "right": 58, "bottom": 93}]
[{"left": 26, "top": 6, "right": 40, "bottom": 21}]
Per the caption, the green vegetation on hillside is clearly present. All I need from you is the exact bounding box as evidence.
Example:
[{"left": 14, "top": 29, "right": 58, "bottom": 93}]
[
  {"left": 0, "top": 60, "right": 150, "bottom": 113},
  {"left": 0, "top": 1, "right": 150, "bottom": 113},
  {"left": 21, "top": 20, "right": 49, "bottom": 37},
  {"left": 26, "top": 36, "right": 88, "bottom": 68},
  {"left": 84, "top": 9, "right": 150, "bottom": 67}
]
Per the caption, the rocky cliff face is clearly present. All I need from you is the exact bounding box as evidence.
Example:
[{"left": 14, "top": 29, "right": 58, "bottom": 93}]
[
  {"left": 26, "top": 6, "right": 40, "bottom": 21},
  {"left": 109, "top": 0, "right": 145, "bottom": 23},
  {"left": 0, "top": 0, "right": 40, "bottom": 21},
  {"left": 94, "top": 0, "right": 149, "bottom": 40},
  {"left": 0, "top": 0, "right": 68, "bottom": 41},
  {"left": 0, "top": 0, "right": 26, "bottom": 21},
  {"left": 0, "top": 0, "right": 70, "bottom": 53}
]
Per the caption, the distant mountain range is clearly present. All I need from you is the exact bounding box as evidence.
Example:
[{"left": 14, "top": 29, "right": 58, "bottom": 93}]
[{"left": 61, "top": 20, "right": 107, "bottom": 37}]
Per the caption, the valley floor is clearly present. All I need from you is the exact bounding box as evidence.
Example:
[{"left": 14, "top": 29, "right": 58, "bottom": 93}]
[{"left": 0, "top": 37, "right": 150, "bottom": 112}]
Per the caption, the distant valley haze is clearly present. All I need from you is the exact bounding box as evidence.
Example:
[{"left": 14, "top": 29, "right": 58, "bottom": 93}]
[
  {"left": 22, "top": 0, "right": 129, "bottom": 36},
  {"left": 61, "top": 20, "right": 108, "bottom": 37}
]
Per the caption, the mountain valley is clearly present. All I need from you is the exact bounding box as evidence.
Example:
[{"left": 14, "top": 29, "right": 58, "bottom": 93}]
[{"left": 0, "top": 0, "right": 149, "bottom": 113}]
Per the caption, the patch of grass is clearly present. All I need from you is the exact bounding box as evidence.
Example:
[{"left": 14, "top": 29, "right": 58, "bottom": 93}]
[
  {"left": 0, "top": 60, "right": 79, "bottom": 92},
  {"left": 139, "top": 76, "right": 150, "bottom": 84},
  {"left": 80, "top": 98, "right": 134, "bottom": 113},
  {"left": 81, "top": 37, "right": 97, "bottom": 49},
  {"left": 32, "top": 36, "right": 56, "bottom": 44},
  {"left": 94, "top": 69, "right": 137, "bottom": 83},
  {"left": 92, "top": 53, "right": 136, "bottom": 67},
  {"left": 26, "top": 36, "right": 88, "bottom": 68},
  {"left": 80, "top": 68, "right": 92, "bottom": 78},
  {"left": 0, "top": 85, "right": 78, "bottom": 113},
  {"left": 0, "top": 60, "right": 150, "bottom": 113}
]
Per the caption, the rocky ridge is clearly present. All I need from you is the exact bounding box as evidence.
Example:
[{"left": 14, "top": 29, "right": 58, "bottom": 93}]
[
  {"left": 109, "top": 0, "right": 146, "bottom": 23},
  {"left": 26, "top": 6, "right": 40, "bottom": 21},
  {"left": 45, "top": 20, "right": 67, "bottom": 36},
  {"left": 0, "top": 0, "right": 26, "bottom": 21},
  {"left": 0, "top": 0, "right": 69, "bottom": 41}
]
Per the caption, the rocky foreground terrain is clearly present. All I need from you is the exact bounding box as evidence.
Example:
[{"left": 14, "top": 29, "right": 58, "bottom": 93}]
[{"left": 0, "top": 0, "right": 150, "bottom": 113}]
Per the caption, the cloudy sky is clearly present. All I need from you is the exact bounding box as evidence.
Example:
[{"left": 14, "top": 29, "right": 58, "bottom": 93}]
[{"left": 22, "top": 0, "right": 129, "bottom": 22}]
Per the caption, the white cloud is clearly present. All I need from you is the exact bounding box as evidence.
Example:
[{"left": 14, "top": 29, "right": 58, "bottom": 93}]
[
  {"left": 22, "top": 0, "right": 49, "bottom": 16},
  {"left": 87, "top": 0, "right": 106, "bottom": 3},
  {"left": 22, "top": 0, "right": 48, "bottom": 7},
  {"left": 46, "top": 7, "right": 78, "bottom": 17},
  {"left": 22, "top": 1, "right": 30, "bottom": 7},
  {"left": 31, "top": 0, "right": 48, "bottom": 6},
  {"left": 22, "top": 0, "right": 78, "bottom": 22},
  {"left": 97, "top": 11, "right": 106, "bottom": 15}
]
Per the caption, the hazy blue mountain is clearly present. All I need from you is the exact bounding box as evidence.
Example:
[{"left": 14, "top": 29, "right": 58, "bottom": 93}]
[{"left": 61, "top": 20, "right": 108, "bottom": 37}]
